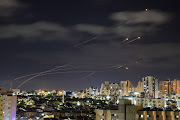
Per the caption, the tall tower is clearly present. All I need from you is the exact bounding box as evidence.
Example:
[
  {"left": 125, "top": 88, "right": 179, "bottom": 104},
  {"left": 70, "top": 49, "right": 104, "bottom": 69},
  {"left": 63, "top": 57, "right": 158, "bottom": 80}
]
[
  {"left": 170, "top": 79, "right": 180, "bottom": 94},
  {"left": 137, "top": 81, "right": 143, "bottom": 93},
  {"left": 142, "top": 76, "right": 158, "bottom": 98},
  {"left": 159, "top": 80, "right": 171, "bottom": 97},
  {"left": 120, "top": 80, "right": 132, "bottom": 96},
  {"left": 0, "top": 87, "right": 17, "bottom": 120}
]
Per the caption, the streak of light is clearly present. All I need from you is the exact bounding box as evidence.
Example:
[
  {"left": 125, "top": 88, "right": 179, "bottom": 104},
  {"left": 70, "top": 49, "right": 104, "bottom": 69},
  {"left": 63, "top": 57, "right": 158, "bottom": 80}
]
[
  {"left": 122, "top": 38, "right": 129, "bottom": 42},
  {"left": 16, "top": 71, "right": 103, "bottom": 88},
  {"left": 16, "top": 64, "right": 126, "bottom": 88},
  {"left": 113, "top": 65, "right": 123, "bottom": 69},
  {"left": 74, "top": 19, "right": 134, "bottom": 47},
  {"left": 81, "top": 72, "right": 95, "bottom": 80},
  {"left": 14, "top": 64, "right": 74, "bottom": 81},
  {"left": 74, "top": 37, "right": 98, "bottom": 47},
  {"left": 126, "top": 36, "right": 141, "bottom": 44}
]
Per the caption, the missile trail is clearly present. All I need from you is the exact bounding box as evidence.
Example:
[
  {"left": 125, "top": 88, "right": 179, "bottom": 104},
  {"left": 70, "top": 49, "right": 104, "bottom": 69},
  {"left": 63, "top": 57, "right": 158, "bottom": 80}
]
[
  {"left": 16, "top": 71, "right": 103, "bottom": 88},
  {"left": 16, "top": 64, "right": 125, "bottom": 88},
  {"left": 81, "top": 72, "right": 95, "bottom": 80},
  {"left": 126, "top": 37, "right": 141, "bottom": 44},
  {"left": 122, "top": 38, "right": 129, "bottom": 42},
  {"left": 74, "top": 19, "right": 133, "bottom": 47},
  {"left": 14, "top": 64, "right": 73, "bottom": 81}
]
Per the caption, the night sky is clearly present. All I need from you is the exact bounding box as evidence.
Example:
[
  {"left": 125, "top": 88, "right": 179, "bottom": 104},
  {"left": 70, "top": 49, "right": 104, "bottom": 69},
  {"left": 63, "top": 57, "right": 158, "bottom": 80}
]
[{"left": 0, "top": 0, "right": 179, "bottom": 91}]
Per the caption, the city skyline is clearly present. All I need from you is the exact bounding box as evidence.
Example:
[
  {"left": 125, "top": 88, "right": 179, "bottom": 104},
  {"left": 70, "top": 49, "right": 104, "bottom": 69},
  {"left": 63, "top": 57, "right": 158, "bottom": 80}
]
[{"left": 0, "top": 0, "right": 179, "bottom": 91}]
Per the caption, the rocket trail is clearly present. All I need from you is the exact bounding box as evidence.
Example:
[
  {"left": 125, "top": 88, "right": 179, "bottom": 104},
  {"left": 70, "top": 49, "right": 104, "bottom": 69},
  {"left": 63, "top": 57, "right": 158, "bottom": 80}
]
[
  {"left": 126, "top": 37, "right": 141, "bottom": 44},
  {"left": 16, "top": 71, "right": 104, "bottom": 88},
  {"left": 16, "top": 64, "right": 126, "bottom": 88},
  {"left": 81, "top": 72, "right": 95, "bottom": 80},
  {"left": 17, "top": 74, "right": 41, "bottom": 89},
  {"left": 78, "top": 65, "right": 124, "bottom": 80},
  {"left": 74, "top": 19, "right": 133, "bottom": 47},
  {"left": 14, "top": 64, "right": 74, "bottom": 81},
  {"left": 122, "top": 38, "right": 129, "bottom": 42},
  {"left": 74, "top": 37, "right": 98, "bottom": 47}
]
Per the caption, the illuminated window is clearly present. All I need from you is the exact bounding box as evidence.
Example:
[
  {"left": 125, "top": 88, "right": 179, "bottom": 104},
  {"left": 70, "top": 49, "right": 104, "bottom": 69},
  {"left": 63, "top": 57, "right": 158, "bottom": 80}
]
[
  {"left": 147, "top": 115, "right": 150, "bottom": 118},
  {"left": 111, "top": 114, "right": 117, "bottom": 116},
  {"left": 139, "top": 115, "right": 143, "bottom": 118},
  {"left": 175, "top": 115, "right": 179, "bottom": 119}
]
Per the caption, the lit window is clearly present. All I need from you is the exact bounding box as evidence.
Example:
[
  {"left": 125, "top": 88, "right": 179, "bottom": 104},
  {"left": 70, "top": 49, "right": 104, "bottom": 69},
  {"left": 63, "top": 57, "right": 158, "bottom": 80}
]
[
  {"left": 175, "top": 115, "right": 179, "bottom": 119},
  {"left": 147, "top": 115, "right": 150, "bottom": 118},
  {"left": 112, "top": 114, "right": 117, "bottom": 116},
  {"left": 139, "top": 115, "right": 143, "bottom": 118}
]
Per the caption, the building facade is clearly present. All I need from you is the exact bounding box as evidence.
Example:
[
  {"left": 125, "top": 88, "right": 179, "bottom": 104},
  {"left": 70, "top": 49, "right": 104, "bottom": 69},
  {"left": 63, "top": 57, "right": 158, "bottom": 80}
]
[
  {"left": 142, "top": 76, "right": 158, "bottom": 98},
  {"left": 0, "top": 87, "right": 17, "bottom": 120},
  {"left": 95, "top": 99, "right": 143, "bottom": 120}
]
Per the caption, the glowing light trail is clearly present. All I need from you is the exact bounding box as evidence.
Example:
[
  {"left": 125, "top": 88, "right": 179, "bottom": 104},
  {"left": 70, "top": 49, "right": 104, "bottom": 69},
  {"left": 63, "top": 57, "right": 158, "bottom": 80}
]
[
  {"left": 14, "top": 64, "right": 74, "bottom": 81},
  {"left": 74, "top": 19, "right": 134, "bottom": 47},
  {"left": 126, "top": 37, "right": 141, "bottom": 44}
]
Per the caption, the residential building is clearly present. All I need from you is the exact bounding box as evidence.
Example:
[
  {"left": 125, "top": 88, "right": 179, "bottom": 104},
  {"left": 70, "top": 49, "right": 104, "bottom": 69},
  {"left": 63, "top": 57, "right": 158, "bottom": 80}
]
[
  {"left": 120, "top": 80, "right": 132, "bottom": 96},
  {"left": 170, "top": 79, "right": 180, "bottom": 94},
  {"left": 95, "top": 99, "right": 180, "bottom": 120},
  {"left": 159, "top": 80, "right": 171, "bottom": 98},
  {"left": 142, "top": 76, "right": 158, "bottom": 98},
  {"left": 95, "top": 99, "right": 143, "bottom": 120},
  {"left": 136, "top": 98, "right": 164, "bottom": 108},
  {"left": 100, "top": 81, "right": 110, "bottom": 96},
  {"left": 86, "top": 86, "right": 98, "bottom": 96},
  {"left": 137, "top": 110, "right": 180, "bottom": 120},
  {"left": 0, "top": 87, "right": 17, "bottom": 120},
  {"left": 137, "top": 81, "right": 143, "bottom": 93},
  {"left": 100, "top": 81, "right": 121, "bottom": 96}
]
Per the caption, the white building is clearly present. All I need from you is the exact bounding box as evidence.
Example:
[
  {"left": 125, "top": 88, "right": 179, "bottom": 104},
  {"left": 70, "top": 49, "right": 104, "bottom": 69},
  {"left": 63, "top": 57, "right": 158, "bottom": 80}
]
[
  {"left": 86, "top": 86, "right": 98, "bottom": 96},
  {"left": 142, "top": 76, "right": 158, "bottom": 98},
  {"left": 0, "top": 88, "right": 17, "bottom": 120}
]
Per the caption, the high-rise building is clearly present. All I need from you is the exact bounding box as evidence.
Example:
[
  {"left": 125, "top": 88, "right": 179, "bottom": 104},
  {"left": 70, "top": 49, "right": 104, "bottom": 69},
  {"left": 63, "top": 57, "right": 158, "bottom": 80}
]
[
  {"left": 159, "top": 80, "right": 171, "bottom": 97},
  {"left": 120, "top": 80, "right": 132, "bottom": 96},
  {"left": 136, "top": 81, "right": 143, "bottom": 93},
  {"left": 159, "top": 79, "right": 180, "bottom": 97},
  {"left": 142, "top": 76, "right": 158, "bottom": 98},
  {"left": 100, "top": 81, "right": 120, "bottom": 96},
  {"left": 95, "top": 99, "right": 143, "bottom": 120},
  {"left": 86, "top": 86, "right": 98, "bottom": 96},
  {"left": 109, "top": 83, "right": 120, "bottom": 95},
  {"left": 100, "top": 81, "right": 110, "bottom": 95},
  {"left": 170, "top": 79, "right": 180, "bottom": 94},
  {"left": 0, "top": 87, "right": 17, "bottom": 120}
]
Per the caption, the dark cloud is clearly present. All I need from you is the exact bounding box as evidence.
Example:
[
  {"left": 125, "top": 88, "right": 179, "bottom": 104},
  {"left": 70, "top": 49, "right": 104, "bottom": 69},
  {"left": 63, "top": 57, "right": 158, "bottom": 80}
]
[
  {"left": 0, "top": 0, "right": 23, "bottom": 17},
  {"left": 0, "top": 22, "right": 73, "bottom": 41},
  {"left": 74, "top": 10, "right": 172, "bottom": 39},
  {"left": 0, "top": 0, "right": 18, "bottom": 7},
  {"left": 74, "top": 24, "right": 106, "bottom": 35},
  {"left": 0, "top": 10, "right": 172, "bottom": 44},
  {"left": 110, "top": 10, "right": 171, "bottom": 24}
]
